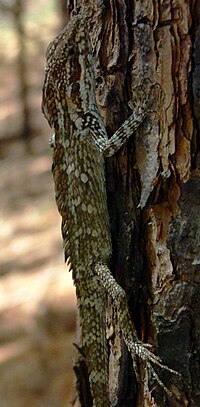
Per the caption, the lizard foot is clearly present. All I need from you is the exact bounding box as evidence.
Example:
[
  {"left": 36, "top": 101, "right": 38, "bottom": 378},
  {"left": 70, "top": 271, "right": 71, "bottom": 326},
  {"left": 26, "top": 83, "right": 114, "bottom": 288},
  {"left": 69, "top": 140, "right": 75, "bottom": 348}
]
[{"left": 128, "top": 340, "right": 180, "bottom": 397}]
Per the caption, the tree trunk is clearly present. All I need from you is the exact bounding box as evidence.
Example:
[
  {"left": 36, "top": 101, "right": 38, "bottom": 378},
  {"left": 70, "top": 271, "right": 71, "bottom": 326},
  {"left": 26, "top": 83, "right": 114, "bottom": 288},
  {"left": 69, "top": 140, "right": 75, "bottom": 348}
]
[
  {"left": 0, "top": 0, "right": 32, "bottom": 147},
  {"left": 64, "top": 1, "right": 200, "bottom": 406},
  {"left": 14, "top": 0, "right": 31, "bottom": 147}
]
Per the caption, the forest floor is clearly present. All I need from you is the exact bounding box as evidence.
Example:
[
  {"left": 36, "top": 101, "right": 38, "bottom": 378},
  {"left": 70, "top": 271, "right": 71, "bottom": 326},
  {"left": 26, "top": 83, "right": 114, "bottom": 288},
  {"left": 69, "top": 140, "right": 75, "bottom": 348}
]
[
  {"left": 0, "top": 136, "right": 77, "bottom": 407},
  {"left": 0, "top": 3, "right": 77, "bottom": 405}
]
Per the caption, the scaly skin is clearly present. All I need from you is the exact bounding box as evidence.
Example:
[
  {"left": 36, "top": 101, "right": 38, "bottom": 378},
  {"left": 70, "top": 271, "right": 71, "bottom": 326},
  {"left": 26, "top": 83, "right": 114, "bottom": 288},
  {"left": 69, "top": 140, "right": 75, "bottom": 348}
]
[{"left": 42, "top": 14, "right": 178, "bottom": 406}]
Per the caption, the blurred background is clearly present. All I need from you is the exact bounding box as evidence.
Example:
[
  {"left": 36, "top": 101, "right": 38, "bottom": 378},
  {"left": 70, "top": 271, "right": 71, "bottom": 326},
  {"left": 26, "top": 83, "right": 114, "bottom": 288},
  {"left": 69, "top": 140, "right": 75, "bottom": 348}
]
[{"left": 0, "top": 1, "right": 76, "bottom": 406}]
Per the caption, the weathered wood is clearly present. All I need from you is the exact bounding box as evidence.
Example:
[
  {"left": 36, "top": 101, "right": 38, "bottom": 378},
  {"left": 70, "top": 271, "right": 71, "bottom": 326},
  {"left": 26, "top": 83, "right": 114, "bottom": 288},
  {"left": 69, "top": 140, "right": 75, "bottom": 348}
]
[{"left": 64, "top": 1, "right": 199, "bottom": 405}]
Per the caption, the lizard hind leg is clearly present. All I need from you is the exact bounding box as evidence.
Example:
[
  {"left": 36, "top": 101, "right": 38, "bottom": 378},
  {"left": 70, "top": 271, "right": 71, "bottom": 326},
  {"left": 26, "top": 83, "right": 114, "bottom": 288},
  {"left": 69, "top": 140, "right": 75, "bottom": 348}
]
[
  {"left": 76, "top": 276, "right": 110, "bottom": 407},
  {"left": 95, "top": 262, "right": 179, "bottom": 395}
]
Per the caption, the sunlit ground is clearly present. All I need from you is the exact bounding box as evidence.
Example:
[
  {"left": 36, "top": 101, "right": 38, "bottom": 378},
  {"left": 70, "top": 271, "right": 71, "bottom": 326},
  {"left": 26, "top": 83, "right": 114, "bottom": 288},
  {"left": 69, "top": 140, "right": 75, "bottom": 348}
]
[
  {"left": 0, "top": 1, "right": 77, "bottom": 406},
  {"left": 0, "top": 137, "right": 77, "bottom": 406}
]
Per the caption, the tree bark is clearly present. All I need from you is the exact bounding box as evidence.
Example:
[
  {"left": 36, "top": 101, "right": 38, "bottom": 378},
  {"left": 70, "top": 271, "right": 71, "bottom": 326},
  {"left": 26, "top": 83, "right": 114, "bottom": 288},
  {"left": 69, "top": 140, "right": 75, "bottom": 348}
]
[{"left": 64, "top": 1, "right": 200, "bottom": 406}]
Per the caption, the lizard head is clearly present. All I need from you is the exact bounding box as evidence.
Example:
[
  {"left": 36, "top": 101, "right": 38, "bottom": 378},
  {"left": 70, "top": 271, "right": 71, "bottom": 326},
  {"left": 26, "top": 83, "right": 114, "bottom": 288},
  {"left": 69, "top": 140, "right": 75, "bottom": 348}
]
[{"left": 42, "top": 14, "right": 96, "bottom": 130}]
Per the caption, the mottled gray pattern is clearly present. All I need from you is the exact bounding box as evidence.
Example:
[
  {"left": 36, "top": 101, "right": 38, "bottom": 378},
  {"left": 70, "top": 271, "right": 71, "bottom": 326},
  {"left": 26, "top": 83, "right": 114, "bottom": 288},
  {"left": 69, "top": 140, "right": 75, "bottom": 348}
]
[{"left": 42, "top": 14, "right": 179, "bottom": 406}]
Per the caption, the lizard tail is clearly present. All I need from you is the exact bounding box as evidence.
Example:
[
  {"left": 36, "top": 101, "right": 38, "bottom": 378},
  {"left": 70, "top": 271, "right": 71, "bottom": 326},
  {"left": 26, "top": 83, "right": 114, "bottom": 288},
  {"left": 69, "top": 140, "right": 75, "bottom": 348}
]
[{"left": 76, "top": 275, "right": 110, "bottom": 407}]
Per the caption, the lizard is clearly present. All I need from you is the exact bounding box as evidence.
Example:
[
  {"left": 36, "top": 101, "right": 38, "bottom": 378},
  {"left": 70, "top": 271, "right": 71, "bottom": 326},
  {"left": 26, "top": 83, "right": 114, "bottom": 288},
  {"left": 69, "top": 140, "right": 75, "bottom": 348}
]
[{"left": 42, "top": 13, "right": 178, "bottom": 407}]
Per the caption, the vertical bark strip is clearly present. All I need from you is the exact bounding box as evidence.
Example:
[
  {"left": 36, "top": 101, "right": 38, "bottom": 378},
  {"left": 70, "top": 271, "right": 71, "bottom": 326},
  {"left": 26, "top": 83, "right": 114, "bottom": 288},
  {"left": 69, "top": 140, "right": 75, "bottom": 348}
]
[{"left": 64, "top": 1, "right": 199, "bottom": 406}]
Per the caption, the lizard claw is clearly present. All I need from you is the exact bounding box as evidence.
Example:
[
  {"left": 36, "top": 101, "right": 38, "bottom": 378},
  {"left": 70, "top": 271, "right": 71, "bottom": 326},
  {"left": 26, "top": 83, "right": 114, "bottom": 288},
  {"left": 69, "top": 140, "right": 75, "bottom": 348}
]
[
  {"left": 127, "top": 340, "right": 180, "bottom": 396},
  {"left": 129, "top": 340, "right": 180, "bottom": 375},
  {"left": 129, "top": 79, "right": 162, "bottom": 116}
]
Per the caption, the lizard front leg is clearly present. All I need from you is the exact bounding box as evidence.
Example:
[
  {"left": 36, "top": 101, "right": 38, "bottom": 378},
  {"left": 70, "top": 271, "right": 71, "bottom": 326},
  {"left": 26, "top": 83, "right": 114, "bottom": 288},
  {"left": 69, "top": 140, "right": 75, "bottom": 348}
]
[
  {"left": 77, "top": 84, "right": 157, "bottom": 158},
  {"left": 103, "top": 83, "right": 159, "bottom": 157},
  {"left": 76, "top": 274, "right": 109, "bottom": 407}
]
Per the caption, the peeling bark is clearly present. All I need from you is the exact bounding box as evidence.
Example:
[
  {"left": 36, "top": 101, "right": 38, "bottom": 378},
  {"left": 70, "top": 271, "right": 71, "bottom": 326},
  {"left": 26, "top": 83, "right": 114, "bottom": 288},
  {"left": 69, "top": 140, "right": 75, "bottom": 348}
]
[{"left": 64, "top": 1, "right": 200, "bottom": 406}]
